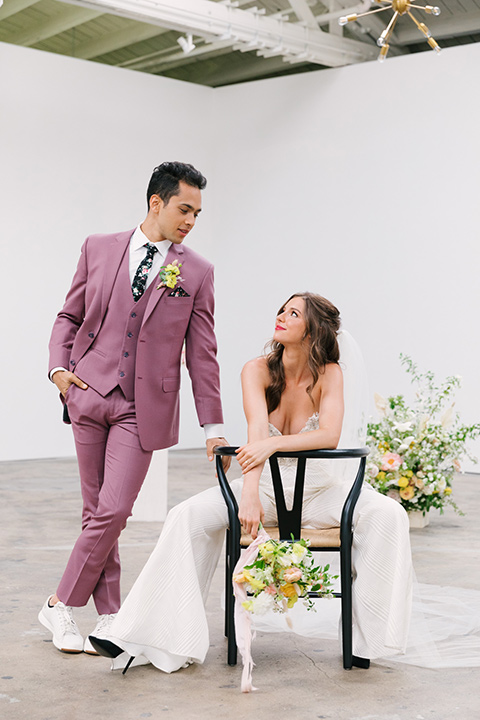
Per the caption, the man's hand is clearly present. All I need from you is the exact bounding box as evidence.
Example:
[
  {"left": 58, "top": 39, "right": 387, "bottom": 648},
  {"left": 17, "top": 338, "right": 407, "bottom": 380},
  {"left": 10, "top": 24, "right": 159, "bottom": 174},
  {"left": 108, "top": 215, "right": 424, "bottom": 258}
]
[
  {"left": 52, "top": 370, "right": 88, "bottom": 398},
  {"left": 206, "top": 437, "right": 231, "bottom": 472}
]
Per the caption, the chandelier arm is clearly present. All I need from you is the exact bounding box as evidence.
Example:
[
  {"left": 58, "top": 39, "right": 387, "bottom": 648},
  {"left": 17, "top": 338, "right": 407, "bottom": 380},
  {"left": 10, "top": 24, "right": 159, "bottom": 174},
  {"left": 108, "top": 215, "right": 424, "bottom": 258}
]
[
  {"left": 407, "top": 9, "right": 430, "bottom": 36},
  {"left": 346, "top": 5, "right": 393, "bottom": 20},
  {"left": 380, "top": 10, "right": 400, "bottom": 45}
]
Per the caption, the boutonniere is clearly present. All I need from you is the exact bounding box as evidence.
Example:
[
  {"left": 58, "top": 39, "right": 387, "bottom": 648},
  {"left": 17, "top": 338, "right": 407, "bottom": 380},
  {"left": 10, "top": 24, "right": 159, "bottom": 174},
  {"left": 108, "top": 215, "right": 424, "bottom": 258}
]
[{"left": 157, "top": 259, "right": 183, "bottom": 290}]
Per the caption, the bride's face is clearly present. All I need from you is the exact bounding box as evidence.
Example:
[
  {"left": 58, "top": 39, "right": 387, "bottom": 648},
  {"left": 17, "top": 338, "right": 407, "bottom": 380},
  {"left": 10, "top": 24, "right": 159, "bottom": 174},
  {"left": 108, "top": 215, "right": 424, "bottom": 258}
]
[{"left": 274, "top": 297, "right": 308, "bottom": 345}]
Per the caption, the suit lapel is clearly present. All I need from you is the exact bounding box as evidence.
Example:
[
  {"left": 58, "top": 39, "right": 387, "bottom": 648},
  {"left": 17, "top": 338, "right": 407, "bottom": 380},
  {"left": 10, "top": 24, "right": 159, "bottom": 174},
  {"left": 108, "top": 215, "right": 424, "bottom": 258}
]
[
  {"left": 142, "top": 244, "right": 185, "bottom": 326},
  {"left": 100, "top": 230, "right": 133, "bottom": 318}
]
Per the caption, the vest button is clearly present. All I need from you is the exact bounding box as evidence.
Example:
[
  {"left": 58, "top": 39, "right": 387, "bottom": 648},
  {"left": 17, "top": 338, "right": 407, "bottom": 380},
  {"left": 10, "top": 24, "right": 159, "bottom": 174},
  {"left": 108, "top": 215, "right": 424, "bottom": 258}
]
[
  {"left": 131, "top": 312, "right": 137, "bottom": 318},
  {"left": 124, "top": 352, "right": 129, "bottom": 358},
  {"left": 88, "top": 332, "right": 94, "bottom": 338},
  {"left": 127, "top": 332, "right": 133, "bottom": 338},
  {"left": 119, "top": 371, "right": 125, "bottom": 378},
  {"left": 70, "top": 360, "right": 75, "bottom": 365}
]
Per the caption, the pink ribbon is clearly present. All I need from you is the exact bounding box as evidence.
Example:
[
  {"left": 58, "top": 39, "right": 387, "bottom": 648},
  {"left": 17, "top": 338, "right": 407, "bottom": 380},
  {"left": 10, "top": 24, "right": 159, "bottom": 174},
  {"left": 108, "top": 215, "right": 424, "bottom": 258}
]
[{"left": 232, "top": 526, "right": 271, "bottom": 693}]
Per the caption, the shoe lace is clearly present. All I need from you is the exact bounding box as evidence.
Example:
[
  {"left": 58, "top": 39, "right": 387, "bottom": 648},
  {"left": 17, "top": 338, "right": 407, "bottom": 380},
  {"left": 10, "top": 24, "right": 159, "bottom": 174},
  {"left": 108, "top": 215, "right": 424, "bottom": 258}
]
[
  {"left": 56, "top": 603, "right": 81, "bottom": 635},
  {"left": 94, "top": 613, "right": 117, "bottom": 635}
]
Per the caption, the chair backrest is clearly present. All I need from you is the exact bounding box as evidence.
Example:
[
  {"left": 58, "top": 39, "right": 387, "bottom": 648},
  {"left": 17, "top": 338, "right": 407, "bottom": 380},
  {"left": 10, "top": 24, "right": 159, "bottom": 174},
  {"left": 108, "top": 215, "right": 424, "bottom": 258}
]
[{"left": 215, "top": 448, "right": 369, "bottom": 545}]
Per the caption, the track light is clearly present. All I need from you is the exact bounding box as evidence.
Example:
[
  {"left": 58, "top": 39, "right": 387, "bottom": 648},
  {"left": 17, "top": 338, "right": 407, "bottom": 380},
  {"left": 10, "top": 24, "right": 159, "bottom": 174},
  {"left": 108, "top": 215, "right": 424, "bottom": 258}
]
[{"left": 177, "top": 34, "right": 196, "bottom": 54}]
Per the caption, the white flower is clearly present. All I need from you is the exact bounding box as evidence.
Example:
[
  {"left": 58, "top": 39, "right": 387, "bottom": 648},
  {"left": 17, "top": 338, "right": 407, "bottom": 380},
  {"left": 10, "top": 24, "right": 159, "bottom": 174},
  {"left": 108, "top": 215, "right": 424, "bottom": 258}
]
[
  {"left": 436, "top": 478, "right": 447, "bottom": 492},
  {"left": 250, "top": 593, "right": 275, "bottom": 615},
  {"left": 374, "top": 393, "right": 388, "bottom": 417},
  {"left": 393, "top": 421, "right": 413, "bottom": 433},
  {"left": 387, "top": 489, "right": 401, "bottom": 501},
  {"left": 368, "top": 464, "right": 379, "bottom": 478}
]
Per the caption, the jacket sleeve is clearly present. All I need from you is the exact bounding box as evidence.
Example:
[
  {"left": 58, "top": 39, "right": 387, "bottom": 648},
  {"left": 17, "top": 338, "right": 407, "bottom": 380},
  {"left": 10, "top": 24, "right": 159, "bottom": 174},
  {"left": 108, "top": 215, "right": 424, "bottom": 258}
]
[
  {"left": 48, "top": 239, "right": 88, "bottom": 375},
  {"left": 184, "top": 264, "right": 224, "bottom": 426}
]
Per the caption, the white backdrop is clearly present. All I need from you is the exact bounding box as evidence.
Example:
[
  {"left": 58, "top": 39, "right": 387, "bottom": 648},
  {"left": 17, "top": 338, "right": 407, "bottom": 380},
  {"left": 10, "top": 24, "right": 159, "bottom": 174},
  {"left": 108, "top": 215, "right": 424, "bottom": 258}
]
[{"left": 1, "top": 40, "right": 479, "bottom": 470}]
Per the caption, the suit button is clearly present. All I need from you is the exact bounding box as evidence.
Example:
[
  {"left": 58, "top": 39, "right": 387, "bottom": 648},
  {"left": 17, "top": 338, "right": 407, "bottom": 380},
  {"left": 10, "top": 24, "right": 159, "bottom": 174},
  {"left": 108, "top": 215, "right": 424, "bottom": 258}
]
[
  {"left": 124, "top": 352, "right": 129, "bottom": 358},
  {"left": 131, "top": 313, "right": 137, "bottom": 318},
  {"left": 119, "top": 371, "right": 125, "bottom": 378},
  {"left": 127, "top": 332, "right": 133, "bottom": 338},
  {"left": 70, "top": 360, "right": 75, "bottom": 365},
  {"left": 88, "top": 332, "right": 94, "bottom": 338}
]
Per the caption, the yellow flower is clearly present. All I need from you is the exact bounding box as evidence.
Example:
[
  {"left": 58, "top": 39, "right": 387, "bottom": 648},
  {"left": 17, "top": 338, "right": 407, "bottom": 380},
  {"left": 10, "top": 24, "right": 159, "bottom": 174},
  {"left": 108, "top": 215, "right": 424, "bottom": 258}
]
[
  {"left": 165, "top": 276, "right": 176, "bottom": 289},
  {"left": 444, "top": 487, "right": 452, "bottom": 495},
  {"left": 406, "top": 470, "right": 413, "bottom": 477},
  {"left": 280, "top": 583, "right": 298, "bottom": 599},
  {"left": 259, "top": 541, "right": 275, "bottom": 559},
  {"left": 398, "top": 477, "right": 409, "bottom": 488},
  {"left": 399, "top": 486, "right": 415, "bottom": 500},
  {"left": 243, "top": 570, "right": 265, "bottom": 591},
  {"left": 242, "top": 600, "right": 254, "bottom": 612},
  {"left": 376, "top": 471, "right": 386, "bottom": 480},
  {"left": 233, "top": 572, "right": 247, "bottom": 584}
]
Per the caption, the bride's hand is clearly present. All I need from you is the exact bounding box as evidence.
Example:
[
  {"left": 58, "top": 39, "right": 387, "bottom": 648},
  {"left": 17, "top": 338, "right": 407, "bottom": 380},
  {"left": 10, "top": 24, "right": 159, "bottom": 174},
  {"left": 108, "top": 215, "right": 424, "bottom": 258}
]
[
  {"left": 238, "top": 487, "right": 265, "bottom": 540},
  {"left": 236, "top": 438, "right": 276, "bottom": 474}
]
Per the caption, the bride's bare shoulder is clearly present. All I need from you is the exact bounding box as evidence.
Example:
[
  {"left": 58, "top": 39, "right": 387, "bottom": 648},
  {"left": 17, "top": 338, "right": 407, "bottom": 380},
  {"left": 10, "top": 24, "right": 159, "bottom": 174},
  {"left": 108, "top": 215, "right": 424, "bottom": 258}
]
[
  {"left": 241, "top": 356, "right": 270, "bottom": 384},
  {"left": 320, "top": 362, "right": 343, "bottom": 388}
]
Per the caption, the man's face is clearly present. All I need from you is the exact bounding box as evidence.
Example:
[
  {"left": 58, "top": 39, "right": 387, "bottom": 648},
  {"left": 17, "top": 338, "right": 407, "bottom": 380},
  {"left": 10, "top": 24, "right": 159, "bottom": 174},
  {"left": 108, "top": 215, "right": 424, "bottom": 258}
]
[{"left": 151, "top": 181, "right": 202, "bottom": 244}]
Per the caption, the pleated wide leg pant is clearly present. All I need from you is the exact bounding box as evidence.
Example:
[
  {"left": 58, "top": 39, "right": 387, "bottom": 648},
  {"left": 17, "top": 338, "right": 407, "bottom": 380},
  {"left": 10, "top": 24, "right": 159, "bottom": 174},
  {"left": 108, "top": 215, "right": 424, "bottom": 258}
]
[{"left": 108, "top": 478, "right": 412, "bottom": 672}]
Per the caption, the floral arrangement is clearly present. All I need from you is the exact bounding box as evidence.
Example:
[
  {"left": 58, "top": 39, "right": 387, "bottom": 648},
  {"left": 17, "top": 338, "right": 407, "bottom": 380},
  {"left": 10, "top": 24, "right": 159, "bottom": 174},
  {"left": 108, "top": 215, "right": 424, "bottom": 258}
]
[
  {"left": 157, "top": 259, "right": 183, "bottom": 289},
  {"left": 233, "top": 535, "right": 336, "bottom": 616},
  {"left": 366, "top": 354, "right": 480, "bottom": 515}
]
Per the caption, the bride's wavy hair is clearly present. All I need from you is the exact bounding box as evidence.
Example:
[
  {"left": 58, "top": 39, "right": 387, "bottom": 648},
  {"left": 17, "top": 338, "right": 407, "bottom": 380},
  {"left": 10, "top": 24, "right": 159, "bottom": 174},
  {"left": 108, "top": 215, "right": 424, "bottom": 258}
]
[{"left": 265, "top": 292, "right": 341, "bottom": 413}]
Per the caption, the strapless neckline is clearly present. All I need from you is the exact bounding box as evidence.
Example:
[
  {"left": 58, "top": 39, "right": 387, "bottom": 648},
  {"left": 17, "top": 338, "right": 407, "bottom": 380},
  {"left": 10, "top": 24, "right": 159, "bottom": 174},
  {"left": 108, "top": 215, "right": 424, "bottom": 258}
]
[{"left": 268, "top": 412, "right": 319, "bottom": 436}]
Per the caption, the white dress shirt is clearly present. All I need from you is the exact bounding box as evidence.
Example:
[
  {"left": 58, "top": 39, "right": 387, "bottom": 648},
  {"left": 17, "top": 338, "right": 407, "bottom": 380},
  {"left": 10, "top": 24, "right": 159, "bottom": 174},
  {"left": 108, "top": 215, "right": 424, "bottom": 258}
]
[{"left": 51, "top": 225, "right": 225, "bottom": 442}]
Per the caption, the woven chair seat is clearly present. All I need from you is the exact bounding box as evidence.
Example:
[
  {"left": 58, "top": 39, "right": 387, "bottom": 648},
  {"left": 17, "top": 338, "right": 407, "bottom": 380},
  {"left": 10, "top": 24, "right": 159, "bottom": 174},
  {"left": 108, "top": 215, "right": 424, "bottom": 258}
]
[{"left": 240, "top": 525, "right": 341, "bottom": 548}]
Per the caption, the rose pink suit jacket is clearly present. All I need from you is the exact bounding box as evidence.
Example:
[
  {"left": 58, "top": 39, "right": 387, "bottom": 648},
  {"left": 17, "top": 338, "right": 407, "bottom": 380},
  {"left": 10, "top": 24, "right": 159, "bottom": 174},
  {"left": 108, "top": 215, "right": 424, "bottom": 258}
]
[{"left": 49, "top": 229, "right": 223, "bottom": 450}]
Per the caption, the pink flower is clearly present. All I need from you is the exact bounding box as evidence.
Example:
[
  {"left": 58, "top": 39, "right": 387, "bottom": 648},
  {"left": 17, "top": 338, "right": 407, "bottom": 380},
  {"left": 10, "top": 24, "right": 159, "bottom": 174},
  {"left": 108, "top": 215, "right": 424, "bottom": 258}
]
[
  {"left": 283, "top": 568, "right": 302, "bottom": 583},
  {"left": 264, "top": 585, "right": 277, "bottom": 595},
  {"left": 380, "top": 452, "right": 402, "bottom": 472}
]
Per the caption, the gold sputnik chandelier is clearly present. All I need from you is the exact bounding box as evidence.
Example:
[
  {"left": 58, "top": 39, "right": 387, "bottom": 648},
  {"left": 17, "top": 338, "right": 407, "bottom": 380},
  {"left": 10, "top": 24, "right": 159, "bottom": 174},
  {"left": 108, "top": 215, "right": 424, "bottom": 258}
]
[{"left": 339, "top": 1, "right": 441, "bottom": 62}]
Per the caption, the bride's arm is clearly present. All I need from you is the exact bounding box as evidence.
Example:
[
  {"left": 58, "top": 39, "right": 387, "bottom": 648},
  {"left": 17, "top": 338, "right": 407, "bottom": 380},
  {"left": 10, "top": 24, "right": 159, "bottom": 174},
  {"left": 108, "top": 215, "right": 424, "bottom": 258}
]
[
  {"left": 237, "top": 359, "right": 271, "bottom": 539},
  {"left": 236, "top": 363, "right": 344, "bottom": 475}
]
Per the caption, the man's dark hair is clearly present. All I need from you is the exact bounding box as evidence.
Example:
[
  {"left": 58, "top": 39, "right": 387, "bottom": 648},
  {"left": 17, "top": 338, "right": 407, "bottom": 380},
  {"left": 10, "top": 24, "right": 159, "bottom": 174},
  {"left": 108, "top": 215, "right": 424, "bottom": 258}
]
[{"left": 146, "top": 161, "right": 207, "bottom": 208}]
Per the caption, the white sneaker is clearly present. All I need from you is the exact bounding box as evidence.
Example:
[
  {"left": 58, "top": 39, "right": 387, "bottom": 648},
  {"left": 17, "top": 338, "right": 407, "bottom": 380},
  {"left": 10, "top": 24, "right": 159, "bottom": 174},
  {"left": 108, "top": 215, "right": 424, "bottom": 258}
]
[
  {"left": 84, "top": 613, "right": 117, "bottom": 655},
  {"left": 38, "top": 596, "right": 84, "bottom": 653}
]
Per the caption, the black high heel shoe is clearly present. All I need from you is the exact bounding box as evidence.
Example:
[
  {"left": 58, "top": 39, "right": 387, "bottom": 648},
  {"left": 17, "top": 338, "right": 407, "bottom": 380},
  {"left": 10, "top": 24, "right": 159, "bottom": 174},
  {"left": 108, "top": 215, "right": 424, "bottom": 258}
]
[
  {"left": 352, "top": 655, "right": 370, "bottom": 669},
  {"left": 88, "top": 636, "right": 136, "bottom": 675}
]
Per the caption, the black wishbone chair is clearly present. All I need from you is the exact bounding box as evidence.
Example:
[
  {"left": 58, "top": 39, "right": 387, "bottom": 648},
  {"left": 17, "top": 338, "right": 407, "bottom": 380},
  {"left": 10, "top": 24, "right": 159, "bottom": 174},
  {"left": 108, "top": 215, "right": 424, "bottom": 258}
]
[{"left": 214, "top": 447, "right": 369, "bottom": 670}]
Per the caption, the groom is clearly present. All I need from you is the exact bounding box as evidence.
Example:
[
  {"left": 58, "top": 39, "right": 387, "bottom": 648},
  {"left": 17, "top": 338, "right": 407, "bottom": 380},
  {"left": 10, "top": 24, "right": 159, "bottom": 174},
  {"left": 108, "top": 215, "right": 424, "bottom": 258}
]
[{"left": 39, "top": 161, "right": 227, "bottom": 655}]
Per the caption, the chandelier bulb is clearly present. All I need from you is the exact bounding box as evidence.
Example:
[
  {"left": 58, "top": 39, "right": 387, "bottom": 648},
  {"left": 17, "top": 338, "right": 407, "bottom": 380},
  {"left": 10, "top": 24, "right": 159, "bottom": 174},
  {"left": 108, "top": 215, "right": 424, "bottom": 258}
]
[
  {"left": 425, "top": 5, "right": 441, "bottom": 15},
  {"left": 338, "top": 14, "right": 357, "bottom": 26},
  {"left": 378, "top": 43, "right": 390, "bottom": 63},
  {"left": 427, "top": 37, "right": 441, "bottom": 53}
]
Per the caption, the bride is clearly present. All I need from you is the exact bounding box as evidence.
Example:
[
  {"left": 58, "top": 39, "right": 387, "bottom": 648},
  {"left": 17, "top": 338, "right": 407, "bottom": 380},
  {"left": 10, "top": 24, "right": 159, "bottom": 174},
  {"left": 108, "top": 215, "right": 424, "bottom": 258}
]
[{"left": 89, "top": 292, "right": 412, "bottom": 672}]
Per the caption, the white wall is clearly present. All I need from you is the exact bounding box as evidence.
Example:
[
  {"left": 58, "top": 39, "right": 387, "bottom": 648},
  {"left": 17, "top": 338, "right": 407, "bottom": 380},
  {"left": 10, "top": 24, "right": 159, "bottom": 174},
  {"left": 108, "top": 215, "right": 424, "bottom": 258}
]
[
  {"left": 0, "top": 42, "right": 214, "bottom": 460},
  {"left": 211, "top": 44, "right": 480, "bottom": 470},
  {"left": 1, "top": 40, "right": 479, "bottom": 470}
]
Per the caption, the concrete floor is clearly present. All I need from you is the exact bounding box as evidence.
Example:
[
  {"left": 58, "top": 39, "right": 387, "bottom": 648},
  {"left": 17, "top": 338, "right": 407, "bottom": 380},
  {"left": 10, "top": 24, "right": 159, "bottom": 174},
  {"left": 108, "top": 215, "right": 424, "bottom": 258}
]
[{"left": 0, "top": 451, "right": 479, "bottom": 720}]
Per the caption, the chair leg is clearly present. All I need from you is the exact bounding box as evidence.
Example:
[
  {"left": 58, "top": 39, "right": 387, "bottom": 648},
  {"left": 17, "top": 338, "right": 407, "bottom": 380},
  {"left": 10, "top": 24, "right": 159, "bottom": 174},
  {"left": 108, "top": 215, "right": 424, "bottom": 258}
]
[
  {"left": 225, "top": 530, "right": 238, "bottom": 666},
  {"left": 340, "top": 541, "right": 353, "bottom": 670}
]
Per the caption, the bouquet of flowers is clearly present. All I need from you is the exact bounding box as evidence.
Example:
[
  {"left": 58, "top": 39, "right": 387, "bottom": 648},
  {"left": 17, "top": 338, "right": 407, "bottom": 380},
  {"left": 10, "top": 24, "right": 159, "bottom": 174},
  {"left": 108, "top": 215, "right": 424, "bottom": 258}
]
[
  {"left": 233, "top": 536, "right": 336, "bottom": 617},
  {"left": 233, "top": 527, "right": 337, "bottom": 692},
  {"left": 366, "top": 354, "right": 480, "bottom": 515}
]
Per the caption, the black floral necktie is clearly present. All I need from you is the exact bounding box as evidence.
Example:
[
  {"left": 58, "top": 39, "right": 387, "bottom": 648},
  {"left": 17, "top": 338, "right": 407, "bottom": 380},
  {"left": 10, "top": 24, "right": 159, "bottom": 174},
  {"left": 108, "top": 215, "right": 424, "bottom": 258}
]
[{"left": 131, "top": 243, "right": 158, "bottom": 302}]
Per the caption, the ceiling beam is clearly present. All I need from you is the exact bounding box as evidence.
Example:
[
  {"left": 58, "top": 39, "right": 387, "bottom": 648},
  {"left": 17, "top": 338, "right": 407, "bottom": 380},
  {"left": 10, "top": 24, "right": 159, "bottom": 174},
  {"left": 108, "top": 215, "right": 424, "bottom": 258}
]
[
  {"left": 7, "top": 6, "right": 102, "bottom": 46},
  {"left": 57, "top": 0, "right": 377, "bottom": 67},
  {"left": 121, "top": 41, "right": 234, "bottom": 73},
  {"left": 288, "top": 0, "right": 319, "bottom": 29},
  {"left": 0, "top": 0, "right": 39, "bottom": 22},
  {"left": 74, "top": 22, "right": 168, "bottom": 59},
  {"left": 394, "top": 11, "right": 480, "bottom": 45}
]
